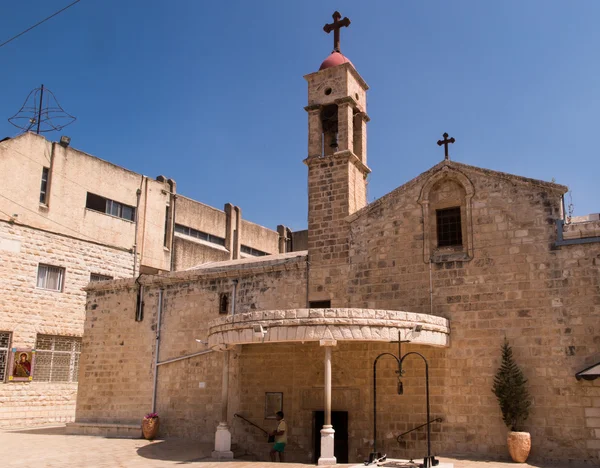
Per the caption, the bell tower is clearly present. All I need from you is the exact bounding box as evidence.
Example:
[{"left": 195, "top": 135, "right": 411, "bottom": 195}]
[{"left": 303, "top": 11, "right": 370, "bottom": 306}]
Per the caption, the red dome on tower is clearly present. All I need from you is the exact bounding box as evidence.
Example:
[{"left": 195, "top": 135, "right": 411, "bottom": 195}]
[{"left": 319, "top": 51, "right": 353, "bottom": 71}]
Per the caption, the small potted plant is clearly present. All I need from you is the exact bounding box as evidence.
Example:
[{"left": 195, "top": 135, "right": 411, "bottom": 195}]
[
  {"left": 142, "top": 412, "right": 160, "bottom": 440},
  {"left": 492, "top": 338, "right": 532, "bottom": 463}
]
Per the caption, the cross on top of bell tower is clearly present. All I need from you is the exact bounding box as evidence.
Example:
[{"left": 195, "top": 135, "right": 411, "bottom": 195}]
[{"left": 323, "top": 11, "right": 351, "bottom": 53}]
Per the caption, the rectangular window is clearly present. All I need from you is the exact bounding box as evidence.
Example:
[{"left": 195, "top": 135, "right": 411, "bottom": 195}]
[
  {"left": 164, "top": 206, "right": 170, "bottom": 247},
  {"left": 90, "top": 273, "right": 113, "bottom": 282},
  {"left": 86, "top": 193, "right": 135, "bottom": 222},
  {"left": 174, "top": 223, "right": 225, "bottom": 247},
  {"left": 0, "top": 331, "right": 11, "bottom": 382},
  {"left": 436, "top": 207, "right": 463, "bottom": 247},
  {"left": 36, "top": 264, "right": 65, "bottom": 291},
  {"left": 309, "top": 300, "right": 331, "bottom": 308},
  {"left": 241, "top": 245, "right": 268, "bottom": 257},
  {"left": 40, "top": 167, "right": 49, "bottom": 204},
  {"left": 34, "top": 335, "right": 81, "bottom": 383}
]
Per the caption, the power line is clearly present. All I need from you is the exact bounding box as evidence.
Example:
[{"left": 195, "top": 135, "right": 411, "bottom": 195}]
[{"left": 0, "top": 0, "right": 82, "bottom": 50}]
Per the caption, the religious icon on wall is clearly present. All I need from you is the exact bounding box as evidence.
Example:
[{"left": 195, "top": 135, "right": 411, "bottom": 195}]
[
  {"left": 8, "top": 348, "right": 35, "bottom": 382},
  {"left": 265, "top": 392, "right": 283, "bottom": 419}
]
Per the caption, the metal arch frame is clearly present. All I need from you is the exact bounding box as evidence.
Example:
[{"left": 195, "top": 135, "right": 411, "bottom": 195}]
[{"left": 371, "top": 348, "right": 433, "bottom": 467}]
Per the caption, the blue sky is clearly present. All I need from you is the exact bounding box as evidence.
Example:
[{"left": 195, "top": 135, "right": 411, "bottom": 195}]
[{"left": 1, "top": 1, "right": 599, "bottom": 230}]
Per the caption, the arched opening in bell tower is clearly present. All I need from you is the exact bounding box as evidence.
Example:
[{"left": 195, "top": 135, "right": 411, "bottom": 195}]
[{"left": 320, "top": 104, "right": 338, "bottom": 156}]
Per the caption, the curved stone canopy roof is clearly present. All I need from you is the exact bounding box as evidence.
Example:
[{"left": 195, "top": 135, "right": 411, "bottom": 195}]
[{"left": 208, "top": 308, "right": 450, "bottom": 349}]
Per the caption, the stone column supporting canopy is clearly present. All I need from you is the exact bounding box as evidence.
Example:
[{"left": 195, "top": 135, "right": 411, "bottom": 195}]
[
  {"left": 318, "top": 339, "right": 337, "bottom": 466},
  {"left": 211, "top": 350, "right": 233, "bottom": 459}
]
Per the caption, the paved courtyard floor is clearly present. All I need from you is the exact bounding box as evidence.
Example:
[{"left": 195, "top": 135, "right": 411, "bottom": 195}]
[{"left": 0, "top": 425, "right": 590, "bottom": 468}]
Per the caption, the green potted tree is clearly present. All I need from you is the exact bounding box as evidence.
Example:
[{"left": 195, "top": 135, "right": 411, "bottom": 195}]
[{"left": 492, "top": 339, "right": 532, "bottom": 463}]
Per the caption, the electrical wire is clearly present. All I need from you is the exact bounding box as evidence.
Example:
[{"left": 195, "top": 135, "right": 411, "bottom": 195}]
[{"left": 0, "top": 0, "right": 82, "bottom": 50}]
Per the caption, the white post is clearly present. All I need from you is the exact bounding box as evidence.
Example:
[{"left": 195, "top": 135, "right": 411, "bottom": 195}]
[
  {"left": 318, "top": 339, "right": 337, "bottom": 465},
  {"left": 212, "top": 349, "right": 233, "bottom": 459}
]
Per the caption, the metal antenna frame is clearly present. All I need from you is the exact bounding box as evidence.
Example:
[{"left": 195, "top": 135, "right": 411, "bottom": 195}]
[{"left": 8, "top": 84, "right": 76, "bottom": 134}]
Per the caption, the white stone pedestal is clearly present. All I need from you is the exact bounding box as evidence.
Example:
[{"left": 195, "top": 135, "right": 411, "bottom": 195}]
[
  {"left": 211, "top": 422, "right": 233, "bottom": 459},
  {"left": 317, "top": 425, "right": 337, "bottom": 465}
]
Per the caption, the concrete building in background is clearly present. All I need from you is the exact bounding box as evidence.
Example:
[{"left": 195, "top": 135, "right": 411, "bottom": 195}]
[{"left": 0, "top": 131, "right": 301, "bottom": 426}]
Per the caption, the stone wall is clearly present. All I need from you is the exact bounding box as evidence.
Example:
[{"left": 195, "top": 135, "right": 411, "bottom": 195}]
[
  {"left": 69, "top": 156, "right": 599, "bottom": 463},
  {"left": 345, "top": 161, "right": 600, "bottom": 463},
  {"left": 74, "top": 257, "right": 308, "bottom": 440},
  {"left": 172, "top": 236, "right": 229, "bottom": 271},
  {"left": 74, "top": 285, "right": 155, "bottom": 426},
  {"left": 234, "top": 341, "right": 445, "bottom": 463},
  {"left": 0, "top": 220, "right": 133, "bottom": 427}
]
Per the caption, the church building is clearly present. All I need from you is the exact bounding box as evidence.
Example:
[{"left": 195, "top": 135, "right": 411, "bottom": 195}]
[{"left": 68, "top": 12, "right": 600, "bottom": 465}]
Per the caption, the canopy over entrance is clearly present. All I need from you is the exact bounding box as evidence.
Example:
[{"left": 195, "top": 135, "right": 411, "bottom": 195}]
[{"left": 207, "top": 308, "right": 450, "bottom": 349}]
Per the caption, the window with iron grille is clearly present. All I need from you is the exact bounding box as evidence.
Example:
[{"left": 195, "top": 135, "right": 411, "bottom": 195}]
[
  {"left": 90, "top": 273, "right": 113, "bottom": 282},
  {"left": 436, "top": 207, "right": 463, "bottom": 247},
  {"left": 36, "top": 264, "right": 65, "bottom": 291},
  {"left": 34, "top": 335, "right": 81, "bottom": 383},
  {"left": 0, "top": 332, "right": 11, "bottom": 382}
]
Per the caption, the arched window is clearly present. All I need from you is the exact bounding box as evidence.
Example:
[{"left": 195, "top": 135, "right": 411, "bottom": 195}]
[
  {"left": 418, "top": 166, "right": 474, "bottom": 263},
  {"left": 219, "top": 293, "right": 230, "bottom": 315}
]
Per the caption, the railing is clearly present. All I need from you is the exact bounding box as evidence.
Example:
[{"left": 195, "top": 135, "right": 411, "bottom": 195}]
[
  {"left": 396, "top": 418, "right": 443, "bottom": 442},
  {"left": 233, "top": 413, "right": 269, "bottom": 437}
]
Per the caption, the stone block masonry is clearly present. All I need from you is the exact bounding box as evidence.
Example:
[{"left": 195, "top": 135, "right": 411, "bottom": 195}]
[{"left": 0, "top": 220, "right": 134, "bottom": 427}]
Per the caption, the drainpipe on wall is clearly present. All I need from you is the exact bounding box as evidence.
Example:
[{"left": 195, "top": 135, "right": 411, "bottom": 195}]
[
  {"left": 167, "top": 178, "right": 177, "bottom": 272},
  {"left": 306, "top": 257, "right": 310, "bottom": 308},
  {"left": 139, "top": 177, "right": 149, "bottom": 268},
  {"left": 224, "top": 203, "right": 234, "bottom": 260},
  {"left": 429, "top": 260, "right": 434, "bottom": 315},
  {"left": 45, "top": 142, "right": 56, "bottom": 208},
  {"left": 151, "top": 289, "right": 164, "bottom": 414},
  {"left": 133, "top": 183, "right": 142, "bottom": 277},
  {"left": 231, "top": 279, "right": 238, "bottom": 316},
  {"left": 233, "top": 206, "right": 241, "bottom": 260},
  {"left": 135, "top": 275, "right": 145, "bottom": 322}
]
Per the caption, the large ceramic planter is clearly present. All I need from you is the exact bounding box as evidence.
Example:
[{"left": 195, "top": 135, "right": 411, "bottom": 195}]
[
  {"left": 142, "top": 417, "right": 160, "bottom": 440},
  {"left": 507, "top": 431, "right": 531, "bottom": 463}
]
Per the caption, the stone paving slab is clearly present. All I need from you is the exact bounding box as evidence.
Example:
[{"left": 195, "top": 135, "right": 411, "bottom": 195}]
[{"left": 0, "top": 425, "right": 591, "bottom": 468}]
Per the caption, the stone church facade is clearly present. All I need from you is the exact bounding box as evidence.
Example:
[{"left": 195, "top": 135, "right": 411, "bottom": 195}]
[{"left": 70, "top": 23, "right": 599, "bottom": 465}]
